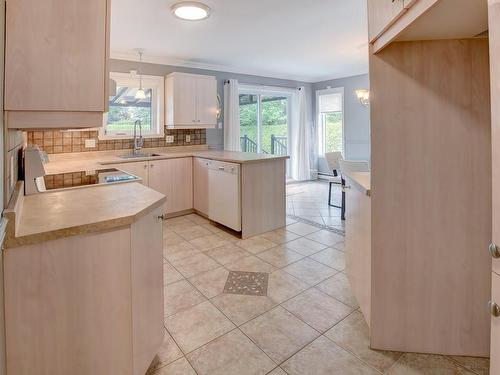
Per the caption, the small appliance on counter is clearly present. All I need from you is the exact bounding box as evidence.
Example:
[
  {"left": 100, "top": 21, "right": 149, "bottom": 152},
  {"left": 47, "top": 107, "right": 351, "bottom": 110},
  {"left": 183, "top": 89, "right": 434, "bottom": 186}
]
[{"left": 23, "top": 145, "right": 140, "bottom": 195}]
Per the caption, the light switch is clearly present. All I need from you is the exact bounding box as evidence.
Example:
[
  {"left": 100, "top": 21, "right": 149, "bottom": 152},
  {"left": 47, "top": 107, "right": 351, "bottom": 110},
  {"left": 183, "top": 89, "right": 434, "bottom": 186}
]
[
  {"left": 185, "top": 134, "right": 191, "bottom": 143},
  {"left": 165, "top": 135, "right": 174, "bottom": 143},
  {"left": 85, "top": 139, "right": 96, "bottom": 148}
]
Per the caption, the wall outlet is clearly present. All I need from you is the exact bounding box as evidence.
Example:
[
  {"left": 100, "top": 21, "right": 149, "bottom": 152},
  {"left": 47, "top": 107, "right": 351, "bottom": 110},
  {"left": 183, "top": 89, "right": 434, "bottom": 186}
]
[
  {"left": 185, "top": 134, "right": 191, "bottom": 143},
  {"left": 165, "top": 135, "right": 174, "bottom": 143},
  {"left": 84, "top": 139, "right": 96, "bottom": 148}
]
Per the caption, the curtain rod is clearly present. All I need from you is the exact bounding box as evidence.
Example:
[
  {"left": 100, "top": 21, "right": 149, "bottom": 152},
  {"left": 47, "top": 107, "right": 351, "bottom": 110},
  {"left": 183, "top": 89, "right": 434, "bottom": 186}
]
[{"left": 224, "top": 79, "right": 302, "bottom": 91}]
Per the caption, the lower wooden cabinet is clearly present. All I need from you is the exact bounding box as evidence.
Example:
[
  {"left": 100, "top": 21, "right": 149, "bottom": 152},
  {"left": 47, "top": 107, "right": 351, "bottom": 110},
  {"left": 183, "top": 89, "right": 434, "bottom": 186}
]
[
  {"left": 109, "top": 158, "right": 193, "bottom": 215},
  {"left": 149, "top": 158, "right": 193, "bottom": 215},
  {"left": 3, "top": 207, "right": 164, "bottom": 375},
  {"left": 193, "top": 157, "right": 210, "bottom": 216},
  {"left": 491, "top": 272, "right": 500, "bottom": 375}
]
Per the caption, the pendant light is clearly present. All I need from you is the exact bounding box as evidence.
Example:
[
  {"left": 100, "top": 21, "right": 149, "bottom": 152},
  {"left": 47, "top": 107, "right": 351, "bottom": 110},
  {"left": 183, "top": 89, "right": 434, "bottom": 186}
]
[{"left": 135, "top": 50, "right": 146, "bottom": 100}]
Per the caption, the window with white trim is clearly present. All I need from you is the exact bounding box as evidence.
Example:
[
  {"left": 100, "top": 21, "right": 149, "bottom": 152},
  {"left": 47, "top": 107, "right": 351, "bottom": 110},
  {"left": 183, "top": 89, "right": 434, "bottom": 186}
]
[
  {"left": 100, "top": 72, "right": 165, "bottom": 139},
  {"left": 316, "top": 87, "right": 344, "bottom": 156}
]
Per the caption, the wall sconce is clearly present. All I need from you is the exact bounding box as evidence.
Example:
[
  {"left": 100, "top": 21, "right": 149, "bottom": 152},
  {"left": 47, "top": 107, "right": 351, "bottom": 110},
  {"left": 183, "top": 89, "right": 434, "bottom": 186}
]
[{"left": 355, "top": 89, "right": 370, "bottom": 106}]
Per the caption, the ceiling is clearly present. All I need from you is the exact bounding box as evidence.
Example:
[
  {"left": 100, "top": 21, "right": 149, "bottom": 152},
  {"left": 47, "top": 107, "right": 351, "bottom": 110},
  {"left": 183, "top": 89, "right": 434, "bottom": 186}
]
[{"left": 110, "top": 0, "right": 369, "bottom": 83}]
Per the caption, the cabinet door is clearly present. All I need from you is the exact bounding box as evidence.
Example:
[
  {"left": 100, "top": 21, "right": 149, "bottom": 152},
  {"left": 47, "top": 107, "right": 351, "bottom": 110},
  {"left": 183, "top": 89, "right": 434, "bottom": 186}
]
[
  {"left": 196, "top": 78, "right": 217, "bottom": 126},
  {"left": 172, "top": 76, "right": 197, "bottom": 126},
  {"left": 5, "top": 0, "right": 109, "bottom": 112},
  {"left": 403, "top": 0, "right": 418, "bottom": 9},
  {"left": 492, "top": 273, "right": 500, "bottom": 375},
  {"left": 490, "top": 0, "right": 500, "bottom": 371},
  {"left": 368, "top": 0, "right": 405, "bottom": 42},
  {"left": 109, "top": 162, "right": 149, "bottom": 186},
  {"left": 149, "top": 158, "right": 193, "bottom": 214},
  {"left": 193, "top": 158, "right": 210, "bottom": 216},
  {"left": 130, "top": 206, "right": 163, "bottom": 375}
]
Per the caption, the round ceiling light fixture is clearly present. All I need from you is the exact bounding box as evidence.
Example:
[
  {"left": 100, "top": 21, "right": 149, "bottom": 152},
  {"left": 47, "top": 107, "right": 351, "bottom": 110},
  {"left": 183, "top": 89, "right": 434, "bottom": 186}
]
[{"left": 171, "top": 1, "right": 211, "bottom": 21}]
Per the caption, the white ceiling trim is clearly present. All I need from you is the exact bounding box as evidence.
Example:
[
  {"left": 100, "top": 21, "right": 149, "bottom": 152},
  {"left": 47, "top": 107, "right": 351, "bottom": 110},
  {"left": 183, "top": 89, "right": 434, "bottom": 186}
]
[{"left": 110, "top": 50, "right": 362, "bottom": 84}]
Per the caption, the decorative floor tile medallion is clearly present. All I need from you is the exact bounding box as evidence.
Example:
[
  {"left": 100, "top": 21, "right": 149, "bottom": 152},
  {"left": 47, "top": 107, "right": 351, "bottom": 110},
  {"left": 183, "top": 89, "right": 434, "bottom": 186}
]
[{"left": 223, "top": 271, "right": 269, "bottom": 296}]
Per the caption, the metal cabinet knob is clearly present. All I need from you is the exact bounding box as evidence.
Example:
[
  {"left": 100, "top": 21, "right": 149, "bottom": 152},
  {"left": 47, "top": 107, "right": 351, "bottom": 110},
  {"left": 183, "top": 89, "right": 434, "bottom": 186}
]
[
  {"left": 143, "top": 164, "right": 148, "bottom": 169},
  {"left": 489, "top": 301, "right": 500, "bottom": 317},
  {"left": 489, "top": 243, "right": 500, "bottom": 259},
  {"left": 157, "top": 214, "right": 167, "bottom": 222}
]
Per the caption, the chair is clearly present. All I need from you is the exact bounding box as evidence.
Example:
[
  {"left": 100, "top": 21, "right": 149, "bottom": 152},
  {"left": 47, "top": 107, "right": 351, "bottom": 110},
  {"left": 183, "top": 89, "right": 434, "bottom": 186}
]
[
  {"left": 324, "top": 152, "right": 343, "bottom": 209},
  {"left": 338, "top": 159, "right": 370, "bottom": 220}
]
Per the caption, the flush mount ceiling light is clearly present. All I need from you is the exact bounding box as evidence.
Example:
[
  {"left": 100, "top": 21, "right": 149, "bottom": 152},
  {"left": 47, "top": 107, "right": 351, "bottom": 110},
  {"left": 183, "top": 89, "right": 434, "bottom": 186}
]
[{"left": 171, "top": 1, "right": 211, "bottom": 21}]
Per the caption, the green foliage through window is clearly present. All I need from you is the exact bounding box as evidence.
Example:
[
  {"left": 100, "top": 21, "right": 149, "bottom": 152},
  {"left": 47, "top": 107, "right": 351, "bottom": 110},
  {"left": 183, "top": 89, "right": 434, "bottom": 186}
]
[
  {"left": 239, "top": 94, "right": 288, "bottom": 154},
  {"left": 324, "top": 112, "right": 343, "bottom": 153}
]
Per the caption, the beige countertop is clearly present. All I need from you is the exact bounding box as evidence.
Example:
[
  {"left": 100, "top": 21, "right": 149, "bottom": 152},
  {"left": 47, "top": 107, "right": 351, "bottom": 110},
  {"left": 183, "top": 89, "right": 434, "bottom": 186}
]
[
  {"left": 4, "top": 182, "right": 166, "bottom": 248},
  {"left": 344, "top": 172, "right": 371, "bottom": 197},
  {"left": 45, "top": 146, "right": 289, "bottom": 175}
]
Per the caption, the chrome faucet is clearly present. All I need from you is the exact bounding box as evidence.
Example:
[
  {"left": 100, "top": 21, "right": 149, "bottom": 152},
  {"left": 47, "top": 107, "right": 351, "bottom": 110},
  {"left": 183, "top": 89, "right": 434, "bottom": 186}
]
[{"left": 133, "top": 119, "right": 144, "bottom": 155}]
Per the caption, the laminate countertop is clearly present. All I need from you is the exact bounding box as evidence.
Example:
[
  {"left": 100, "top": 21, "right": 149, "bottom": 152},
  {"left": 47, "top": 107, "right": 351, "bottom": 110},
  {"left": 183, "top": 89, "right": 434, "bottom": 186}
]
[
  {"left": 344, "top": 172, "right": 371, "bottom": 197},
  {"left": 4, "top": 182, "right": 166, "bottom": 248},
  {"left": 44, "top": 146, "right": 289, "bottom": 175}
]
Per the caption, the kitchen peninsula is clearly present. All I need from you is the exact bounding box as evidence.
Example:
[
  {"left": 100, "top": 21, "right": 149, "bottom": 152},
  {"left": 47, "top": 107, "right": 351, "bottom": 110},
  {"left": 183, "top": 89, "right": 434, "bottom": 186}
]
[{"left": 43, "top": 145, "right": 289, "bottom": 238}]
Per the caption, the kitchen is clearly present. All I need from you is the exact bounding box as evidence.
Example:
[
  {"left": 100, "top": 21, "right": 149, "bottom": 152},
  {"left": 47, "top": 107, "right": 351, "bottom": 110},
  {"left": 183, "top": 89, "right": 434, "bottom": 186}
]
[{"left": 0, "top": 1, "right": 500, "bottom": 375}]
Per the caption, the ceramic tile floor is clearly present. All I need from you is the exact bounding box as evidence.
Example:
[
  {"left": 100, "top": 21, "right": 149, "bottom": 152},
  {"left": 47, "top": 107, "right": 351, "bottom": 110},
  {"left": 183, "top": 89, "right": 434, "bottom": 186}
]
[
  {"left": 286, "top": 180, "right": 345, "bottom": 234},
  {"left": 153, "top": 213, "right": 489, "bottom": 375}
]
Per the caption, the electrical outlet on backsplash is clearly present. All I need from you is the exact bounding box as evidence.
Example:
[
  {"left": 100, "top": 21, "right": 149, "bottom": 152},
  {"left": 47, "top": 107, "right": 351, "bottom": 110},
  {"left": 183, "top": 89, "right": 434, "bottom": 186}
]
[{"left": 26, "top": 127, "right": 206, "bottom": 154}]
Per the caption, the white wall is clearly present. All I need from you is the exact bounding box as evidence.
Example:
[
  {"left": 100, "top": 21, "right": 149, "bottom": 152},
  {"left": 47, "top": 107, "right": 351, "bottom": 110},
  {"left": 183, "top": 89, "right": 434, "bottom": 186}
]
[{"left": 312, "top": 74, "right": 370, "bottom": 174}]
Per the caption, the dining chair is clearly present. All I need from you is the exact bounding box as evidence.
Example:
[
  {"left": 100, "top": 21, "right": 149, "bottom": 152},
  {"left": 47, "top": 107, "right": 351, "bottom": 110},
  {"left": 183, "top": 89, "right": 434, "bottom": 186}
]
[{"left": 324, "top": 151, "right": 343, "bottom": 209}]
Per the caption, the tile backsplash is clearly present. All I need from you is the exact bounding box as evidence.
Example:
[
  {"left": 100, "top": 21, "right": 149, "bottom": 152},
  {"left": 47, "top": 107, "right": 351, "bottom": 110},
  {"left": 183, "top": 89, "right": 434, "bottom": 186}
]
[{"left": 27, "top": 127, "right": 206, "bottom": 154}]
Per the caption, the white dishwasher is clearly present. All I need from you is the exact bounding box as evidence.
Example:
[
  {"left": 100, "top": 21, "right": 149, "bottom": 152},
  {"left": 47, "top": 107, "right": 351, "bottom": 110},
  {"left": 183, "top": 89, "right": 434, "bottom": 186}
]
[{"left": 208, "top": 160, "right": 241, "bottom": 231}]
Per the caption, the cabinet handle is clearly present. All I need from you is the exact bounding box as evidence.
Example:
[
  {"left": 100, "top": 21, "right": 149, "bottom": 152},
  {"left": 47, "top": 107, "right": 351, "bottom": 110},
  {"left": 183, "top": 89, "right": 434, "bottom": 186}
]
[
  {"left": 150, "top": 164, "right": 154, "bottom": 168},
  {"left": 489, "top": 243, "right": 500, "bottom": 259},
  {"left": 143, "top": 164, "right": 148, "bottom": 169},
  {"left": 157, "top": 214, "right": 167, "bottom": 222},
  {"left": 489, "top": 301, "right": 500, "bottom": 317},
  {"left": 197, "top": 120, "right": 201, "bottom": 123}
]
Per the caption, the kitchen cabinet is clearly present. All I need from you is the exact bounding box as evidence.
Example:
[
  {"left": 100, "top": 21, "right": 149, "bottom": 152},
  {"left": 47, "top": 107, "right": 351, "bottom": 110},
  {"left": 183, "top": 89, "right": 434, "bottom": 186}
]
[
  {"left": 149, "top": 158, "right": 193, "bottom": 215},
  {"left": 110, "top": 158, "right": 193, "bottom": 215},
  {"left": 344, "top": 173, "right": 371, "bottom": 327},
  {"left": 368, "top": 0, "right": 405, "bottom": 42},
  {"left": 4, "top": 206, "right": 164, "bottom": 375},
  {"left": 4, "top": 0, "right": 110, "bottom": 129},
  {"left": 110, "top": 162, "right": 149, "bottom": 186},
  {"left": 369, "top": 0, "right": 488, "bottom": 53},
  {"left": 165, "top": 73, "right": 217, "bottom": 129},
  {"left": 490, "top": 0, "right": 500, "bottom": 370},
  {"left": 370, "top": 38, "right": 491, "bottom": 356},
  {"left": 193, "top": 157, "right": 210, "bottom": 216},
  {"left": 404, "top": 0, "right": 418, "bottom": 8},
  {"left": 491, "top": 273, "right": 500, "bottom": 375}
]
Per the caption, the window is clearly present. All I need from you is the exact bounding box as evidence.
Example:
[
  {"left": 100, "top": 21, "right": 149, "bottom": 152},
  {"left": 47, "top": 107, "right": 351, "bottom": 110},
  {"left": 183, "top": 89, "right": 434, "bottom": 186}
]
[
  {"left": 100, "top": 72, "right": 165, "bottom": 139},
  {"left": 239, "top": 85, "right": 291, "bottom": 156},
  {"left": 317, "top": 87, "right": 344, "bottom": 155}
]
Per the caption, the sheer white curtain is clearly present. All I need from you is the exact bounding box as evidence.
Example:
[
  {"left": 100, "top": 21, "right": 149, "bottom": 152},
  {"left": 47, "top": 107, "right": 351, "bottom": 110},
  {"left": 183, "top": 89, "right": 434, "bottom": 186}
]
[
  {"left": 290, "top": 87, "right": 311, "bottom": 181},
  {"left": 223, "top": 79, "right": 240, "bottom": 151}
]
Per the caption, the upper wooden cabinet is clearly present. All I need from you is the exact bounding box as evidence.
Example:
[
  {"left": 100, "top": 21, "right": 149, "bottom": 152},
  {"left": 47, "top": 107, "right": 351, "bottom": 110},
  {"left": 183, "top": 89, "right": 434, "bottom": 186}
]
[
  {"left": 165, "top": 73, "right": 217, "bottom": 129},
  {"left": 5, "top": 0, "right": 110, "bottom": 129},
  {"left": 368, "top": 0, "right": 406, "bottom": 42},
  {"left": 368, "top": 0, "right": 489, "bottom": 53}
]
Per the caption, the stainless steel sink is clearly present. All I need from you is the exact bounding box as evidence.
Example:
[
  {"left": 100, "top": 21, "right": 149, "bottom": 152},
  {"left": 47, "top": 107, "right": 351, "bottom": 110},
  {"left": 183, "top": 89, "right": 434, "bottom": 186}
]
[{"left": 120, "top": 152, "right": 162, "bottom": 159}]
